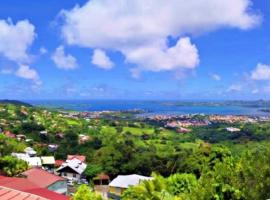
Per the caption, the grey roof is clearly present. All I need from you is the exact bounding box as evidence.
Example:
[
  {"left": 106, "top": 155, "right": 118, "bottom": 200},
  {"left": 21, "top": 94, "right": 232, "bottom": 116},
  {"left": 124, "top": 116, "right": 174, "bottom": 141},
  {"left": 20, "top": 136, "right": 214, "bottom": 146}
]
[{"left": 109, "top": 174, "right": 153, "bottom": 188}]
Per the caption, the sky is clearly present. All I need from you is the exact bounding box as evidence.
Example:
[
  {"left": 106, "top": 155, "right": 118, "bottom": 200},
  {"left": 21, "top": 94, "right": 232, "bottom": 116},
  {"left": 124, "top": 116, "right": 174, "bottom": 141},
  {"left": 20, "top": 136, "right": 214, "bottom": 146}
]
[{"left": 0, "top": 0, "right": 270, "bottom": 100}]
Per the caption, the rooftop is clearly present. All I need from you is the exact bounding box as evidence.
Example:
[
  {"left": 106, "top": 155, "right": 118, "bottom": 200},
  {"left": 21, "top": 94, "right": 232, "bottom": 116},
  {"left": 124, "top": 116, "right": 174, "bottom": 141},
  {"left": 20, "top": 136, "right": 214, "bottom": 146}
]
[
  {"left": 109, "top": 174, "right": 153, "bottom": 189},
  {"left": 0, "top": 186, "right": 48, "bottom": 200},
  {"left": 22, "top": 168, "right": 65, "bottom": 188}
]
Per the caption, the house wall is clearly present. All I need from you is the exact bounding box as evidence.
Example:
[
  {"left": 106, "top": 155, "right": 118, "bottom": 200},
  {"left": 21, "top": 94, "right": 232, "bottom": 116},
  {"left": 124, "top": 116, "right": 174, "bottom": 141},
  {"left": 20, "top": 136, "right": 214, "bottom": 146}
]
[
  {"left": 109, "top": 186, "right": 125, "bottom": 196},
  {"left": 60, "top": 172, "right": 81, "bottom": 181},
  {"left": 48, "top": 180, "right": 67, "bottom": 194}
]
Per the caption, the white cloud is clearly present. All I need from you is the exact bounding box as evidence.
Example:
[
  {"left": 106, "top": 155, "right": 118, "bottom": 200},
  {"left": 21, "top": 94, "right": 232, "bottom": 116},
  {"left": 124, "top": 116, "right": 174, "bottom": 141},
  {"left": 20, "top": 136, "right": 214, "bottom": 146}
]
[
  {"left": 91, "top": 49, "right": 114, "bottom": 69},
  {"left": 210, "top": 73, "right": 221, "bottom": 81},
  {"left": 60, "top": 0, "right": 260, "bottom": 75},
  {"left": 51, "top": 45, "right": 78, "bottom": 70},
  {"left": 227, "top": 84, "right": 242, "bottom": 92},
  {"left": 15, "top": 65, "right": 41, "bottom": 85},
  {"left": 39, "top": 47, "right": 48, "bottom": 55},
  {"left": 0, "top": 19, "right": 36, "bottom": 63},
  {"left": 251, "top": 63, "right": 270, "bottom": 80}
]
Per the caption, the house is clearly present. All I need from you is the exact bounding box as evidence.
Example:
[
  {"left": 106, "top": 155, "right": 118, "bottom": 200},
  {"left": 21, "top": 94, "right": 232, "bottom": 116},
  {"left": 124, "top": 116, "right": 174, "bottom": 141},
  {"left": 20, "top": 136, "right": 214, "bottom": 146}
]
[
  {"left": 78, "top": 134, "right": 91, "bottom": 144},
  {"left": 22, "top": 168, "right": 67, "bottom": 195},
  {"left": 67, "top": 155, "right": 86, "bottom": 162},
  {"left": 3, "top": 131, "right": 16, "bottom": 138},
  {"left": 0, "top": 175, "right": 69, "bottom": 200},
  {"left": 48, "top": 144, "right": 59, "bottom": 152},
  {"left": 41, "top": 156, "right": 56, "bottom": 168},
  {"left": 12, "top": 153, "right": 42, "bottom": 167},
  {"left": 226, "top": 127, "right": 241, "bottom": 132},
  {"left": 108, "top": 174, "right": 153, "bottom": 199},
  {"left": 56, "top": 158, "right": 87, "bottom": 181},
  {"left": 24, "top": 147, "right": 37, "bottom": 157},
  {"left": 40, "top": 131, "right": 48, "bottom": 137},
  {"left": 16, "top": 134, "right": 26, "bottom": 141}
]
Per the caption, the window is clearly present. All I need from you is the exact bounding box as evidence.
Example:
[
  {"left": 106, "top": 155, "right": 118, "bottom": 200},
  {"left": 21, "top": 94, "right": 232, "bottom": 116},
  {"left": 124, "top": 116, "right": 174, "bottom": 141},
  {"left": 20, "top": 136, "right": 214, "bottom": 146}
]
[{"left": 73, "top": 174, "right": 76, "bottom": 178}]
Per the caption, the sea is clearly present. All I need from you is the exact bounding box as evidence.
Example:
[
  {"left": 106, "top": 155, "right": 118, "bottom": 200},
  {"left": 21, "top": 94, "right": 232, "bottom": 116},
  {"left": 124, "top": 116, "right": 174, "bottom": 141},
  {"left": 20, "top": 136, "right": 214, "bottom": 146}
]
[{"left": 26, "top": 100, "right": 270, "bottom": 116}]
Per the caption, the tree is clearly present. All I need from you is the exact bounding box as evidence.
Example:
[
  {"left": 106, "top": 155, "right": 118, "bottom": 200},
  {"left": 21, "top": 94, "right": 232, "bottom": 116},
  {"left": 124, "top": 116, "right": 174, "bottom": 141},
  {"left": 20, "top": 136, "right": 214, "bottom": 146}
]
[
  {"left": 72, "top": 185, "right": 102, "bottom": 200},
  {"left": 84, "top": 164, "right": 103, "bottom": 179},
  {"left": 0, "top": 156, "right": 28, "bottom": 176}
]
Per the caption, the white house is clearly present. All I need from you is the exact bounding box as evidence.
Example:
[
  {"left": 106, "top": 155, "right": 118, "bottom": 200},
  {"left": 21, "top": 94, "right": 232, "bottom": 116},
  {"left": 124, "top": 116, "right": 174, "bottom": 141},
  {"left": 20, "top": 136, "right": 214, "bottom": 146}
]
[
  {"left": 24, "top": 147, "right": 37, "bottom": 157},
  {"left": 56, "top": 158, "right": 87, "bottom": 181},
  {"left": 12, "top": 153, "right": 42, "bottom": 167},
  {"left": 226, "top": 127, "right": 241, "bottom": 132},
  {"left": 108, "top": 174, "right": 153, "bottom": 199}
]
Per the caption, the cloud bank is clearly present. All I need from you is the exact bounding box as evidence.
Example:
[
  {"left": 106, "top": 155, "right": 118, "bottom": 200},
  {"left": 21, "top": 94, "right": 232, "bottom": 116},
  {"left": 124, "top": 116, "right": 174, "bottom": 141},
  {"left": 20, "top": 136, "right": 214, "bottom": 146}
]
[{"left": 60, "top": 0, "right": 260, "bottom": 75}]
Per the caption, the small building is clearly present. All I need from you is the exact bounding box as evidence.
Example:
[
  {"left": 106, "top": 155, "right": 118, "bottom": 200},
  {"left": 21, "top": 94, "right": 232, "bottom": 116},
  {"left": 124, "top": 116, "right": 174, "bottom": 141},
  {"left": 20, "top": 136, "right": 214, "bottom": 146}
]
[
  {"left": 93, "top": 173, "right": 110, "bottom": 185},
  {"left": 3, "top": 131, "right": 16, "bottom": 138},
  {"left": 12, "top": 153, "right": 42, "bottom": 167},
  {"left": 16, "top": 134, "right": 26, "bottom": 141},
  {"left": 41, "top": 156, "right": 56, "bottom": 168},
  {"left": 48, "top": 144, "right": 59, "bottom": 152},
  {"left": 108, "top": 174, "right": 153, "bottom": 199},
  {"left": 22, "top": 168, "right": 67, "bottom": 195},
  {"left": 24, "top": 147, "right": 37, "bottom": 157},
  {"left": 226, "top": 127, "right": 241, "bottom": 132},
  {"left": 56, "top": 158, "right": 87, "bottom": 181},
  {"left": 78, "top": 134, "right": 91, "bottom": 144},
  {"left": 40, "top": 131, "right": 48, "bottom": 137}
]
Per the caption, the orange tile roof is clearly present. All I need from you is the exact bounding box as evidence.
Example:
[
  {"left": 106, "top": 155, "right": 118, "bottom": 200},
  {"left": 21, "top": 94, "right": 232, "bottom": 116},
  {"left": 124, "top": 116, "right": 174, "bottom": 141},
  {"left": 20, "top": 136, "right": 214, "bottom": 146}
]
[
  {"left": 67, "top": 155, "right": 86, "bottom": 162},
  {"left": 0, "top": 186, "right": 48, "bottom": 200}
]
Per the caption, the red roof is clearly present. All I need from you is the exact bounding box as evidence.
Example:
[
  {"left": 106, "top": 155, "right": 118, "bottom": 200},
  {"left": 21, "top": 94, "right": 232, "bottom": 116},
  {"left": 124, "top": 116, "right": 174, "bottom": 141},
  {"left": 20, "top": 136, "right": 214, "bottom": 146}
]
[
  {"left": 0, "top": 176, "right": 69, "bottom": 200},
  {"left": 25, "top": 188, "right": 69, "bottom": 200},
  {"left": 0, "top": 186, "right": 48, "bottom": 200},
  {"left": 3, "top": 131, "right": 16, "bottom": 138},
  {"left": 22, "top": 168, "right": 65, "bottom": 188},
  {"left": 0, "top": 176, "right": 37, "bottom": 191},
  {"left": 55, "top": 160, "right": 65, "bottom": 167},
  {"left": 67, "top": 155, "right": 86, "bottom": 162}
]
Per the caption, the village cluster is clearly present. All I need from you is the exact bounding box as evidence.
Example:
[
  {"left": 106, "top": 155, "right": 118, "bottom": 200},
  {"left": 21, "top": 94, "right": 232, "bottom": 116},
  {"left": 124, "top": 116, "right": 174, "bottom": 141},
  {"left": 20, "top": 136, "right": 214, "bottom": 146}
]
[{"left": 0, "top": 128, "right": 152, "bottom": 200}]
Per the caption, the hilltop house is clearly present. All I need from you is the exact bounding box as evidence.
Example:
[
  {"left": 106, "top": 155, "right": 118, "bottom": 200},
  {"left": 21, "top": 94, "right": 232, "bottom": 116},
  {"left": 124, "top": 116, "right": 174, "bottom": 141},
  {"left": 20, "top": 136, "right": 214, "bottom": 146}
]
[
  {"left": 108, "top": 174, "right": 153, "bottom": 199},
  {"left": 56, "top": 158, "right": 87, "bottom": 181},
  {"left": 22, "top": 168, "right": 67, "bottom": 195}
]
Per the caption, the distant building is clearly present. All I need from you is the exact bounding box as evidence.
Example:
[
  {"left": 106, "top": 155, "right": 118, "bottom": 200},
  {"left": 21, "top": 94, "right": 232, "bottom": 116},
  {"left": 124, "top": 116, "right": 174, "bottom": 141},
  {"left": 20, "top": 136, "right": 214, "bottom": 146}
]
[
  {"left": 226, "top": 127, "right": 241, "bottom": 132},
  {"left": 22, "top": 168, "right": 67, "bottom": 195},
  {"left": 108, "top": 174, "right": 153, "bottom": 199},
  {"left": 56, "top": 158, "right": 87, "bottom": 181},
  {"left": 48, "top": 144, "right": 59, "bottom": 152},
  {"left": 24, "top": 147, "right": 37, "bottom": 157},
  {"left": 12, "top": 153, "right": 42, "bottom": 167},
  {"left": 3, "top": 131, "right": 16, "bottom": 138},
  {"left": 67, "top": 155, "right": 86, "bottom": 162}
]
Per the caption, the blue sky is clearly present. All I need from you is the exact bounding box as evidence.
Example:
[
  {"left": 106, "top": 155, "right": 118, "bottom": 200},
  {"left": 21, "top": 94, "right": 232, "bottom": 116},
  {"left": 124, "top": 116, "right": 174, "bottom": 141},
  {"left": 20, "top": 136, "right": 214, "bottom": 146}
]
[{"left": 0, "top": 0, "right": 270, "bottom": 100}]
